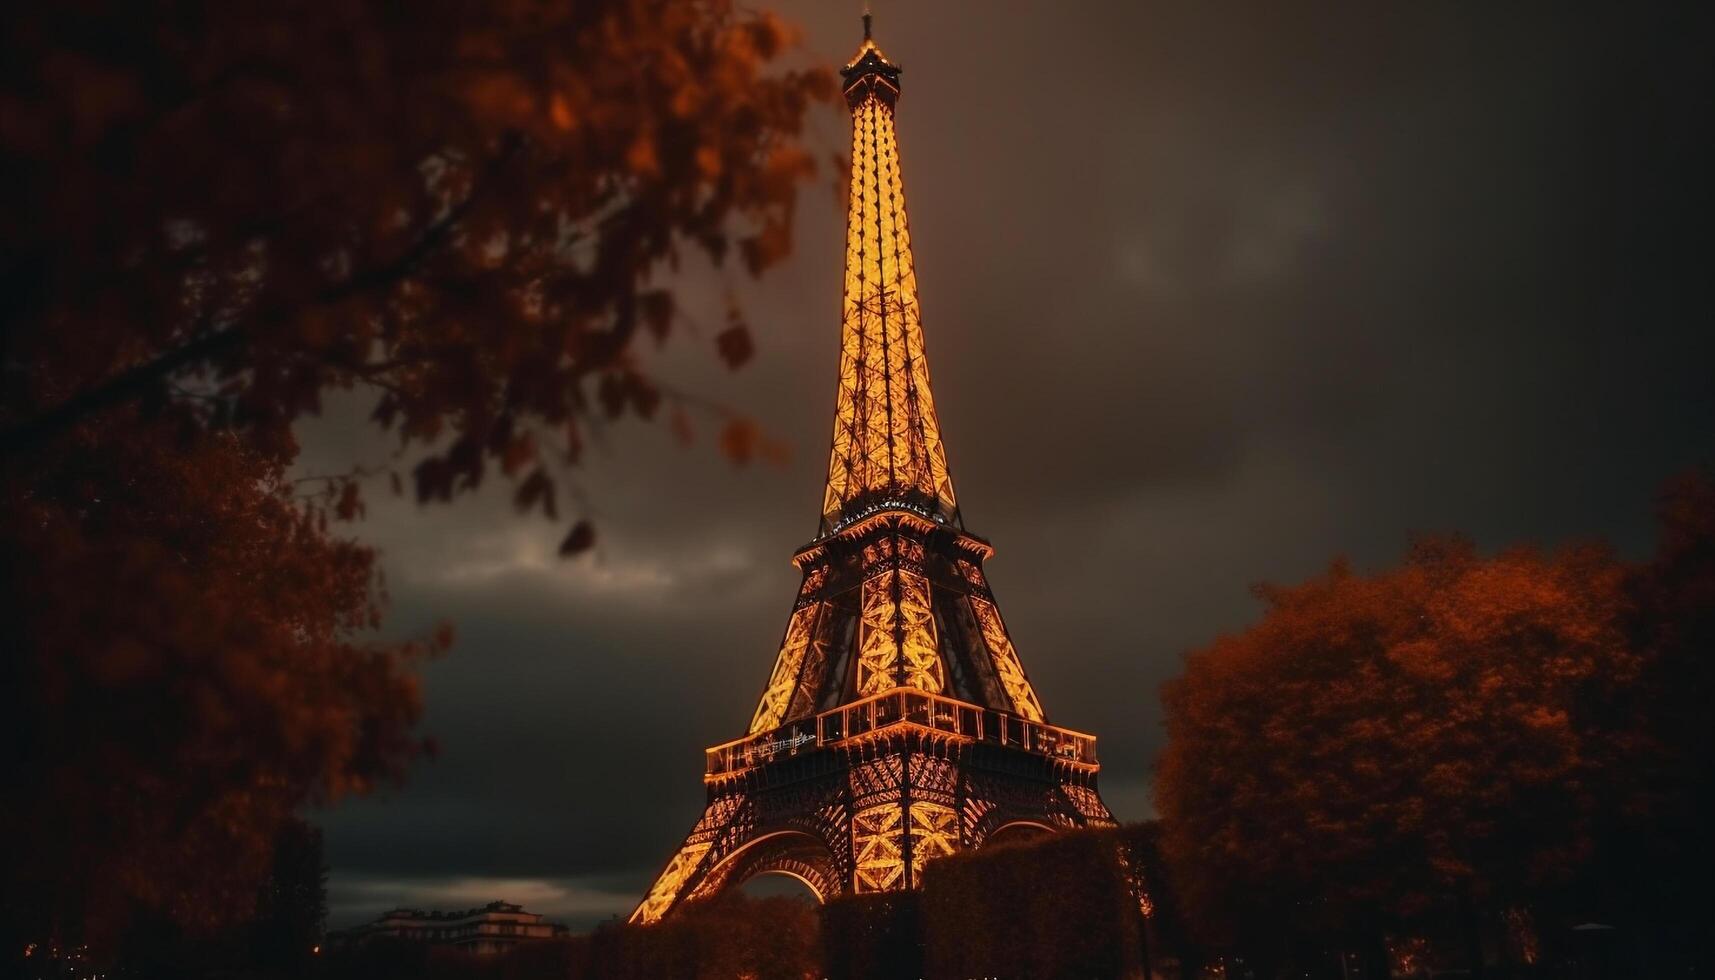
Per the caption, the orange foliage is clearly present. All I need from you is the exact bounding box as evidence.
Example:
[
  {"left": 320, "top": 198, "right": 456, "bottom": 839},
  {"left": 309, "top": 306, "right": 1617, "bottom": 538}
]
[
  {"left": 1155, "top": 536, "right": 1636, "bottom": 935},
  {"left": 0, "top": 0, "right": 832, "bottom": 959},
  {"left": 1, "top": 0, "right": 833, "bottom": 512},
  {"left": 0, "top": 411, "right": 440, "bottom": 951}
]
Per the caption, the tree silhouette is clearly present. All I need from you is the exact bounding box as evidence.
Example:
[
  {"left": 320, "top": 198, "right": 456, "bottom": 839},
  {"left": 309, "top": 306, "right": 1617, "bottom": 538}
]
[
  {"left": 248, "top": 819, "right": 328, "bottom": 978},
  {"left": 1584, "top": 474, "right": 1715, "bottom": 966}
]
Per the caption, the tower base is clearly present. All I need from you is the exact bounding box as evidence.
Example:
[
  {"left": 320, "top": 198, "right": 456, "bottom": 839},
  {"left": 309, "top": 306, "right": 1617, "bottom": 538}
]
[{"left": 633, "top": 702, "right": 1113, "bottom": 924}]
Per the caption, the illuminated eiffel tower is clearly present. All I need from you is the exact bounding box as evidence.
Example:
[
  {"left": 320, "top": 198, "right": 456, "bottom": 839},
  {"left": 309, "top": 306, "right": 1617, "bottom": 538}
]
[{"left": 632, "top": 16, "right": 1113, "bottom": 924}]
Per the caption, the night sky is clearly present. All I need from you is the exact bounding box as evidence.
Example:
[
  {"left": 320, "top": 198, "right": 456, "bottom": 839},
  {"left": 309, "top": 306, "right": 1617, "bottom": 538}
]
[{"left": 298, "top": 1, "right": 1713, "bottom": 929}]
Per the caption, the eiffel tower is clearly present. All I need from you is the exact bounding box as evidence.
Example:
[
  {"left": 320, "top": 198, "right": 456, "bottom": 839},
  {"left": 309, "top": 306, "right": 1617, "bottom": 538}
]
[{"left": 631, "top": 16, "right": 1113, "bottom": 925}]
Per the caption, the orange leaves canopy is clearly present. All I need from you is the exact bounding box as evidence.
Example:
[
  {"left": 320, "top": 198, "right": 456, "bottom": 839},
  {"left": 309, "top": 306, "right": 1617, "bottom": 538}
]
[
  {"left": 0, "top": 414, "right": 440, "bottom": 947},
  {"left": 1155, "top": 537, "right": 1634, "bottom": 932},
  {"left": 0, "top": 0, "right": 832, "bottom": 954},
  {"left": 1, "top": 0, "right": 832, "bottom": 510}
]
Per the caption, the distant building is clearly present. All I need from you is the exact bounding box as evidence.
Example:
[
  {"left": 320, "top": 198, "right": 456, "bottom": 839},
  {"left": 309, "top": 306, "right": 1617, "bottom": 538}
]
[{"left": 331, "top": 901, "right": 568, "bottom": 956}]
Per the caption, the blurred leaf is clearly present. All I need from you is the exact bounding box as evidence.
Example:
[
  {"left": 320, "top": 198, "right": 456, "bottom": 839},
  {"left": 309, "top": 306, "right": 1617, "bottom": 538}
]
[
  {"left": 558, "top": 519, "right": 595, "bottom": 557},
  {"left": 513, "top": 468, "right": 556, "bottom": 519},
  {"left": 718, "top": 417, "right": 758, "bottom": 464},
  {"left": 715, "top": 324, "right": 754, "bottom": 370}
]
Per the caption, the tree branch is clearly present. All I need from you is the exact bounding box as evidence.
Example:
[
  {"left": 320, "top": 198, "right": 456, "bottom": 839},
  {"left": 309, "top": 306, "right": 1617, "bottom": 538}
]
[{"left": 0, "top": 131, "right": 524, "bottom": 460}]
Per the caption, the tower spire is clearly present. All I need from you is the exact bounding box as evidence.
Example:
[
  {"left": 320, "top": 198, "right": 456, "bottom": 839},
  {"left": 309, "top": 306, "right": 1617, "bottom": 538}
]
[{"left": 823, "top": 12, "right": 954, "bottom": 535}]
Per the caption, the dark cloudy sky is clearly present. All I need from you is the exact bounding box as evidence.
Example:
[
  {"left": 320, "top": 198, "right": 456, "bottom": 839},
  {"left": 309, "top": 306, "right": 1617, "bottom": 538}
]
[{"left": 300, "top": 1, "right": 1713, "bottom": 929}]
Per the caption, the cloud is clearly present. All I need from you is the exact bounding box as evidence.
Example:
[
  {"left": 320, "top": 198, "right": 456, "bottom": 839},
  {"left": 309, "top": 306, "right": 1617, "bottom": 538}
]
[
  {"left": 410, "top": 520, "right": 758, "bottom": 601},
  {"left": 1115, "top": 177, "right": 1330, "bottom": 293},
  {"left": 328, "top": 872, "right": 639, "bottom": 930}
]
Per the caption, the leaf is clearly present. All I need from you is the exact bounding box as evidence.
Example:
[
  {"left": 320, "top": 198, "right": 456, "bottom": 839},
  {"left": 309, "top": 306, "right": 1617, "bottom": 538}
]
[
  {"left": 558, "top": 520, "right": 595, "bottom": 557},
  {"left": 758, "top": 433, "right": 791, "bottom": 467},
  {"left": 549, "top": 93, "right": 575, "bottom": 131},
  {"left": 334, "top": 480, "right": 364, "bottom": 520},
  {"left": 514, "top": 468, "right": 556, "bottom": 519},
  {"left": 715, "top": 324, "right": 753, "bottom": 369},
  {"left": 500, "top": 431, "right": 537, "bottom": 477},
  {"left": 718, "top": 418, "right": 758, "bottom": 464},
  {"left": 413, "top": 457, "right": 452, "bottom": 503}
]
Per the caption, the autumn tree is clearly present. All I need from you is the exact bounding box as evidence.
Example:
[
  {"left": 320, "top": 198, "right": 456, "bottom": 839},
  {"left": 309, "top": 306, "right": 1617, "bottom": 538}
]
[
  {"left": 2, "top": 0, "right": 831, "bottom": 967},
  {"left": 1154, "top": 538, "right": 1636, "bottom": 973},
  {"left": 1, "top": 0, "right": 830, "bottom": 534},
  {"left": 1, "top": 412, "right": 437, "bottom": 965}
]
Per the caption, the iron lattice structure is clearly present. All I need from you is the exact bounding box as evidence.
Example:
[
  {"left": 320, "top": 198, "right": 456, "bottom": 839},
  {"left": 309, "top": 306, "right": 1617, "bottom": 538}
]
[{"left": 632, "top": 20, "right": 1113, "bottom": 925}]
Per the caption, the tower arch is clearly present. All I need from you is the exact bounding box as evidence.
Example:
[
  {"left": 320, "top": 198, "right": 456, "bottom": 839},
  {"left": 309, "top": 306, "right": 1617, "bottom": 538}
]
[
  {"left": 985, "top": 820, "right": 1058, "bottom": 848},
  {"left": 687, "top": 829, "right": 839, "bottom": 906}
]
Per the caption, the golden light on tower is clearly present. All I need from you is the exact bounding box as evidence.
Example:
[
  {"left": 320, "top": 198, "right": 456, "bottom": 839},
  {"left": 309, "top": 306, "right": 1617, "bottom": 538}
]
[
  {"left": 630, "top": 17, "right": 1113, "bottom": 925},
  {"left": 821, "top": 25, "right": 957, "bottom": 534}
]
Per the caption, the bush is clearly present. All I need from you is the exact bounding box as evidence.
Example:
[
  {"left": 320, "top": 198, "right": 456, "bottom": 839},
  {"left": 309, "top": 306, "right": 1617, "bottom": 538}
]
[{"left": 920, "top": 828, "right": 1142, "bottom": 980}]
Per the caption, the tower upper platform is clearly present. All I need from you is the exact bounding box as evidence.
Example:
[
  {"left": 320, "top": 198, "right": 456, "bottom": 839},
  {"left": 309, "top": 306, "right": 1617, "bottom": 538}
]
[{"left": 841, "top": 13, "right": 902, "bottom": 107}]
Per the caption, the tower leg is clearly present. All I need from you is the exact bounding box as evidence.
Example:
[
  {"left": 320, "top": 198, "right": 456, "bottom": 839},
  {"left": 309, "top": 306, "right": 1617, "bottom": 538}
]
[
  {"left": 631, "top": 833, "right": 717, "bottom": 925},
  {"left": 630, "top": 795, "right": 744, "bottom": 924}
]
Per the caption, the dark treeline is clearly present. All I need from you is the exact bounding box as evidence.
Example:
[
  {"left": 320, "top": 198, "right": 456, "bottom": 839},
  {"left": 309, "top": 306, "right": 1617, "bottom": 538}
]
[{"left": 307, "top": 828, "right": 1159, "bottom": 980}]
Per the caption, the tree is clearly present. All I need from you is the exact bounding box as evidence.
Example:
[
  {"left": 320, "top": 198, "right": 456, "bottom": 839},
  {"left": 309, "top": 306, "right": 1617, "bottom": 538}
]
[
  {"left": 2, "top": 0, "right": 830, "bottom": 966},
  {"left": 2, "top": 0, "right": 831, "bottom": 537},
  {"left": 1, "top": 412, "right": 438, "bottom": 962},
  {"left": 1154, "top": 537, "right": 1636, "bottom": 972},
  {"left": 918, "top": 828, "right": 1142, "bottom": 980},
  {"left": 1116, "top": 821, "right": 1205, "bottom": 980},
  {"left": 581, "top": 892, "right": 820, "bottom": 980},
  {"left": 1578, "top": 474, "right": 1715, "bottom": 968},
  {"left": 248, "top": 819, "right": 328, "bottom": 978}
]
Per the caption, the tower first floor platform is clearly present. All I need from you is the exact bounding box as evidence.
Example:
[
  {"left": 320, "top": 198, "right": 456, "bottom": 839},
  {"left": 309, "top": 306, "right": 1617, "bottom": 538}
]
[{"left": 632, "top": 688, "right": 1113, "bottom": 924}]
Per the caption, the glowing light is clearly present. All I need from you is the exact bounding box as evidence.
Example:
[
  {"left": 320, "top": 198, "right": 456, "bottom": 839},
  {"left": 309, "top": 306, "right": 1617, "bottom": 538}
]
[
  {"left": 852, "top": 803, "right": 905, "bottom": 892},
  {"left": 857, "top": 568, "right": 945, "bottom": 696},
  {"left": 748, "top": 603, "right": 822, "bottom": 734},
  {"left": 822, "top": 86, "right": 957, "bottom": 533},
  {"left": 908, "top": 802, "right": 959, "bottom": 878},
  {"left": 631, "top": 841, "right": 712, "bottom": 925},
  {"left": 969, "top": 596, "right": 1045, "bottom": 722}
]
